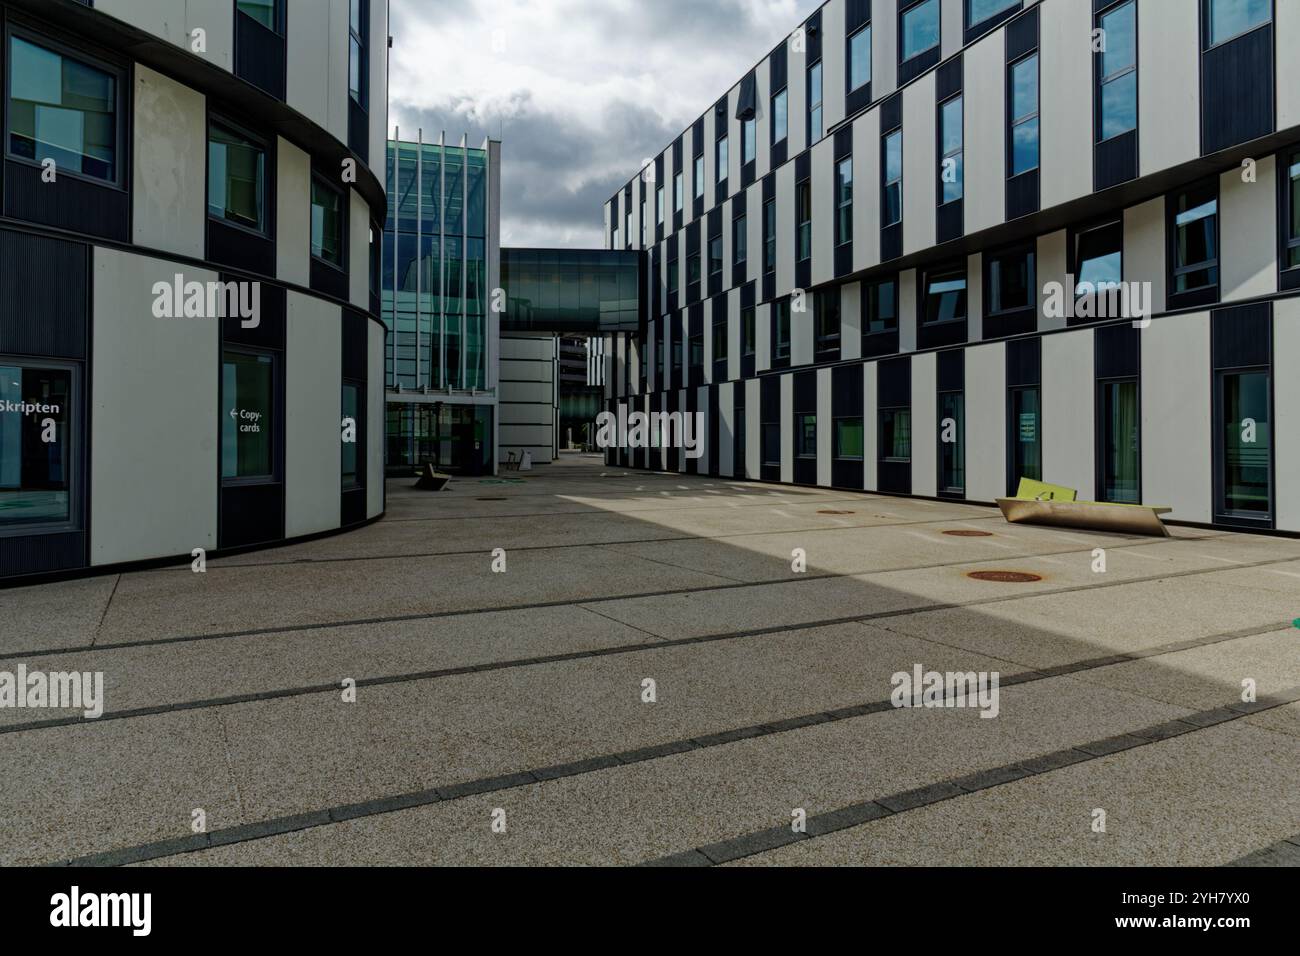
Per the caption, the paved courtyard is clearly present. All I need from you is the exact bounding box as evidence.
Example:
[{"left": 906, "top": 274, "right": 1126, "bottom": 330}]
[{"left": 2, "top": 455, "right": 1299, "bottom": 867}]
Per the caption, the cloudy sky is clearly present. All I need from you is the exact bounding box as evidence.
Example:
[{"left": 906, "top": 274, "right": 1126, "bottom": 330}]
[{"left": 388, "top": 0, "right": 813, "bottom": 248}]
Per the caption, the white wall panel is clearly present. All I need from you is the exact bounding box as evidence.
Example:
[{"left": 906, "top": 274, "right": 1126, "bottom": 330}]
[
  {"left": 812, "top": 137, "right": 836, "bottom": 286},
  {"left": 899, "top": 269, "right": 917, "bottom": 353},
  {"left": 1142, "top": 314, "right": 1211, "bottom": 523},
  {"left": 1124, "top": 198, "right": 1167, "bottom": 316},
  {"left": 287, "top": 0, "right": 332, "bottom": 138},
  {"left": 903, "top": 73, "right": 937, "bottom": 255},
  {"left": 277, "top": 137, "right": 311, "bottom": 286},
  {"left": 776, "top": 162, "right": 796, "bottom": 297},
  {"left": 1138, "top": 0, "right": 1199, "bottom": 177},
  {"left": 964, "top": 28, "right": 1006, "bottom": 235},
  {"left": 746, "top": 378, "right": 761, "bottom": 479},
  {"left": 1220, "top": 158, "right": 1278, "bottom": 302},
  {"left": 132, "top": 66, "right": 206, "bottom": 259},
  {"left": 97, "top": 0, "right": 233, "bottom": 71},
  {"left": 349, "top": 190, "right": 371, "bottom": 308},
  {"left": 841, "top": 282, "right": 862, "bottom": 361},
  {"left": 823, "top": 0, "right": 847, "bottom": 131},
  {"left": 817, "top": 368, "right": 834, "bottom": 486},
  {"left": 1276, "top": 299, "right": 1300, "bottom": 532},
  {"left": 1042, "top": 329, "right": 1095, "bottom": 497},
  {"left": 872, "top": 0, "right": 898, "bottom": 100},
  {"left": 91, "top": 249, "right": 218, "bottom": 565},
  {"left": 965, "top": 342, "right": 1006, "bottom": 502},
  {"left": 851, "top": 107, "right": 882, "bottom": 271},
  {"left": 1037, "top": 230, "right": 1068, "bottom": 332},
  {"left": 285, "top": 293, "right": 342, "bottom": 537},
  {"left": 719, "top": 381, "right": 735, "bottom": 478},
  {"left": 1040, "top": 0, "right": 1093, "bottom": 209},
  {"left": 911, "top": 352, "right": 937, "bottom": 498}
]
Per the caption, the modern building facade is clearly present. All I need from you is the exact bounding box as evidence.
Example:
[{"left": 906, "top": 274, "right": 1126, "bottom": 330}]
[
  {"left": 603, "top": 0, "right": 1300, "bottom": 533},
  {"left": 0, "top": 0, "right": 389, "bottom": 583},
  {"left": 381, "top": 132, "right": 500, "bottom": 475}
]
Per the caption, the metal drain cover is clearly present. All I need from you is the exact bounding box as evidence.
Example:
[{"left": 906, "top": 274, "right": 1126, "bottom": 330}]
[
  {"left": 967, "top": 571, "right": 1043, "bottom": 583},
  {"left": 944, "top": 530, "right": 994, "bottom": 537}
]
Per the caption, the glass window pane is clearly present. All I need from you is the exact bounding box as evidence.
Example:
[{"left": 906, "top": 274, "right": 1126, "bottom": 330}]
[
  {"left": 885, "top": 131, "right": 903, "bottom": 182},
  {"left": 797, "top": 414, "right": 817, "bottom": 457},
  {"left": 1289, "top": 154, "right": 1300, "bottom": 244},
  {"left": 717, "top": 136, "right": 728, "bottom": 181},
  {"left": 743, "top": 118, "right": 756, "bottom": 162},
  {"left": 1222, "top": 371, "right": 1271, "bottom": 515},
  {"left": 836, "top": 418, "right": 864, "bottom": 460},
  {"left": 809, "top": 63, "right": 822, "bottom": 106},
  {"left": 773, "top": 89, "right": 788, "bottom": 142},
  {"left": 941, "top": 97, "right": 963, "bottom": 156},
  {"left": 1076, "top": 222, "right": 1123, "bottom": 293},
  {"left": 1100, "top": 71, "right": 1137, "bottom": 140},
  {"left": 694, "top": 154, "right": 704, "bottom": 197},
  {"left": 0, "top": 365, "right": 73, "bottom": 527},
  {"left": 311, "top": 179, "right": 344, "bottom": 266},
  {"left": 881, "top": 409, "right": 912, "bottom": 462},
  {"left": 342, "top": 383, "right": 360, "bottom": 486},
  {"left": 925, "top": 270, "right": 967, "bottom": 324},
  {"left": 902, "top": 0, "right": 941, "bottom": 60},
  {"left": 1011, "top": 387, "right": 1041, "bottom": 483},
  {"left": 850, "top": 27, "right": 872, "bottom": 91},
  {"left": 238, "top": 0, "right": 278, "bottom": 30},
  {"left": 968, "top": 0, "right": 1019, "bottom": 26},
  {"left": 1100, "top": 2, "right": 1136, "bottom": 77},
  {"left": 208, "top": 123, "right": 266, "bottom": 231},
  {"left": 989, "top": 251, "right": 1034, "bottom": 313},
  {"left": 939, "top": 392, "right": 965, "bottom": 494},
  {"left": 1209, "top": 0, "right": 1271, "bottom": 46},
  {"left": 1011, "top": 116, "right": 1039, "bottom": 175},
  {"left": 867, "top": 280, "right": 898, "bottom": 333},
  {"left": 1100, "top": 381, "right": 1140, "bottom": 503},
  {"left": 221, "top": 352, "right": 274, "bottom": 480},
  {"left": 1012, "top": 56, "right": 1039, "bottom": 122},
  {"left": 9, "top": 37, "right": 117, "bottom": 182}
]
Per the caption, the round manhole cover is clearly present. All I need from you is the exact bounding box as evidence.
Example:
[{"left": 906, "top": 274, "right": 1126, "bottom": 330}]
[
  {"left": 944, "top": 530, "right": 994, "bottom": 537},
  {"left": 967, "top": 571, "right": 1043, "bottom": 583},
  {"left": 818, "top": 510, "right": 856, "bottom": 516}
]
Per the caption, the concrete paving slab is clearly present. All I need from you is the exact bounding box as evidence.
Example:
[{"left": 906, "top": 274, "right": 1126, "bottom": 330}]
[{"left": 0, "top": 575, "right": 120, "bottom": 655}]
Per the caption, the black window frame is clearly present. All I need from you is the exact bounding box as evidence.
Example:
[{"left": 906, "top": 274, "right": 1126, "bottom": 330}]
[
  {"left": 772, "top": 86, "right": 790, "bottom": 146},
  {"left": 716, "top": 134, "right": 729, "bottom": 184},
  {"left": 236, "top": 0, "right": 286, "bottom": 34},
  {"left": 1166, "top": 178, "right": 1221, "bottom": 309},
  {"left": 348, "top": 0, "right": 369, "bottom": 109},
  {"left": 796, "top": 177, "right": 812, "bottom": 263},
  {"left": 1094, "top": 0, "right": 1138, "bottom": 145},
  {"left": 796, "top": 412, "right": 817, "bottom": 459},
  {"left": 1096, "top": 375, "right": 1142, "bottom": 505},
  {"left": 4, "top": 25, "right": 129, "bottom": 191},
  {"left": 836, "top": 155, "right": 853, "bottom": 248},
  {"left": 341, "top": 377, "right": 365, "bottom": 491},
  {"left": 847, "top": 24, "right": 873, "bottom": 94},
  {"left": 1202, "top": 0, "right": 1273, "bottom": 51},
  {"left": 763, "top": 197, "right": 777, "bottom": 275},
  {"left": 815, "top": 286, "right": 841, "bottom": 353},
  {"left": 984, "top": 243, "right": 1036, "bottom": 318},
  {"left": 938, "top": 93, "right": 964, "bottom": 206},
  {"left": 833, "top": 414, "right": 865, "bottom": 462},
  {"left": 1007, "top": 51, "right": 1040, "bottom": 179},
  {"left": 921, "top": 263, "right": 968, "bottom": 327},
  {"left": 807, "top": 62, "right": 823, "bottom": 143},
  {"left": 772, "top": 298, "right": 792, "bottom": 363},
  {"left": 965, "top": 0, "right": 1022, "bottom": 33},
  {"left": 899, "top": 0, "right": 942, "bottom": 64},
  {"left": 0, "top": 355, "right": 81, "bottom": 537},
  {"left": 220, "top": 345, "right": 283, "bottom": 486},
  {"left": 734, "top": 213, "right": 748, "bottom": 265},
  {"left": 708, "top": 232, "right": 724, "bottom": 278},
  {"left": 207, "top": 113, "right": 273, "bottom": 238},
  {"left": 882, "top": 129, "right": 903, "bottom": 227},
  {"left": 309, "top": 172, "right": 348, "bottom": 272},
  {"left": 863, "top": 275, "right": 900, "bottom": 336},
  {"left": 693, "top": 153, "right": 705, "bottom": 200},
  {"left": 1279, "top": 144, "right": 1300, "bottom": 286},
  {"left": 741, "top": 305, "right": 757, "bottom": 356}
]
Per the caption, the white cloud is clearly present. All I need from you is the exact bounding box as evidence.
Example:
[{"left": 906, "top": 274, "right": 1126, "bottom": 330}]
[{"left": 389, "top": 0, "right": 810, "bottom": 247}]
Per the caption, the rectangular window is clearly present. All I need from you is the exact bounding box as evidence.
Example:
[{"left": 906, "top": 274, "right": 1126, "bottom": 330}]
[
  {"left": 1099, "top": 379, "right": 1140, "bottom": 503},
  {"left": 237, "top": 0, "right": 282, "bottom": 31},
  {"left": 797, "top": 179, "right": 812, "bottom": 262},
  {"left": 208, "top": 120, "right": 267, "bottom": 233},
  {"left": 1075, "top": 219, "right": 1124, "bottom": 295},
  {"left": 865, "top": 277, "right": 898, "bottom": 334},
  {"left": 849, "top": 26, "right": 872, "bottom": 92},
  {"left": 940, "top": 96, "right": 964, "bottom": 204},
  {"left": 221, "top": 350, "right": 276, "bottom": 481},
  {"left": 311, "top": 176, "right": 345, "bottom": 267},
  {"left": 674, "top": 171, "right": 684, "bottom": 212},
  {"left": 967, "top": 0, "right": 1019, "bottom": 28},
  {"left": 1286, "top": 150, "right": 1300, "bottom": 270},
  {"left": 687, "top": 253, "right": 701, "bottom": 286},
  {"left": 690, "top": 331, "right": 704, "bottom": 370},
  {"left": 717, "top": 136, "right": 729, "bottom": 182},
  {"left": 816, "top": 289, "right": 841, "bottom": 351},
  {"left": 837, "top": 157, "right": 853, "bottom": 246},
  {"left": 797, "top": 413, "right": 817, "bottom": 458},
  {"left": 709, "top": 235, "right": 723, "bottom": 276},
  {"left": 1010, "top": 386, "right": 1041, "bottom": 484},
  {"left": 0, "top": 362, "right": 74, "bottom": 530},
  {"left": 625, "top": 210, "right": 631, "bottom": 247},
  {"left": 762, "top": 423, "right": 781, "bottom": 466},
  {"left": 1098, "top": 1, "right": 1137, "bottom": 141},
  {"left": 939, "top": 391, "right": 965, "bottom": 494},
  {"left": 734, "top": 214, "right": 748, "bottom": 264},
  {"left": 1009, "top": 54, "right": 1039, "bottom": 176},
  {"left": 641, "top": 200, "right": 647, "bottom": 244},
  {"left": 348, "top": 0, "right": 368, "bottom": 107},
  {"left": 742, "top": 306, "right": 756, "bottom": 355},
  {"left": 773, "top": 88, "right": 789, "bottom": 144},
  {"left": 612, "top": 228, "right": 620, "bottom": 251},
  {"left": 668, "top": 260, "right": 679, "bottom": 295},
  {"left": 835, "top": 417, "right": 864, "bottom": 460},
  {"left": 808, "top": 63, "right": 823, "bottom": 142},
  {"left": 713, "top": 322, "right": 728, "bottom": 365},
  {"left": 774, "top": 299, "right": 791, "bottom": 360},
  {"left": 1173, "top": 183, "right": 1219, "bottom": 293},
  {"left": 656, "top": 185, "right": 665, "bottom": 224},
  {"left": 1207, "top": 0, "right": 1271, "bottom": 47},
  {"left": 342, "top": 382, "right": 361, "bottom": 488},
  {"left": 924, "top": 267, "right": 967, "bottom": 325},
  {"left": 880, "top": 408, "right": 912, "bottom": 462},
  {"left": 883, "top": 130, "right": 903, "bottom": 226},
  {"left": 8, "top": 35, "right": 119, "bottom": 184},
  {"left": 694, "top": 154, "right": 704, "bottom": 199},
  {"left": 901, "top": 0, "right": 941, "bottom": 61},
  {"left": 1219, "top": 369, "right": 1271, "bottom": 517},
  {"left": 987, "top": 249, "right": 1035, "bottom": 314},
  {"left": 743, "top": 117, "right": 756, "bottom": 164},
  {"left": 763, "top": 198, "right": 777, "bottom": 273}
]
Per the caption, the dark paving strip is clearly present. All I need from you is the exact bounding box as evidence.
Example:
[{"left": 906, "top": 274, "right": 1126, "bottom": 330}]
[
  {"left": 173, "top": 512, "right": 1008, "bottom": 573},
  {"left": 642, "top": 688, "right": 1300, "bottom": 868},
  {"left": 49, "top": 643, "right": 1297, "bottom": 867},
  {"left": 1228, "top": 833, "right": 1300, "bottom": 867},
  {"left": 2, "top": 532, "right": 1278, "bottom": 664}
]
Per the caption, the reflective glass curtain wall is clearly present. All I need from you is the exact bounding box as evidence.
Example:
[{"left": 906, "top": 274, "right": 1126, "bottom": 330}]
[{"left": 383, "top": 140, "right": 489, "bottom": 392}]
